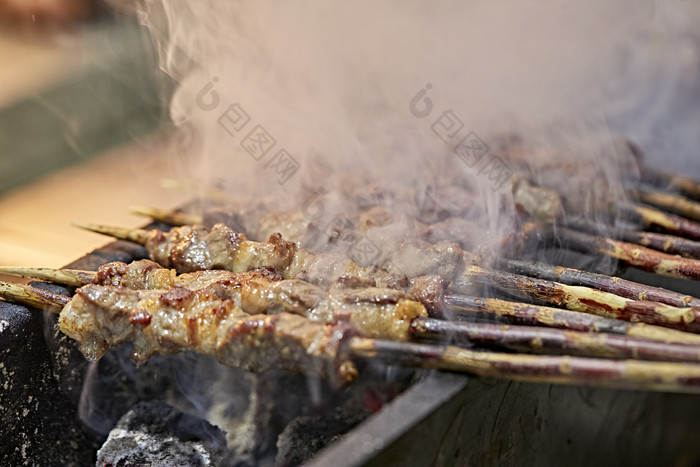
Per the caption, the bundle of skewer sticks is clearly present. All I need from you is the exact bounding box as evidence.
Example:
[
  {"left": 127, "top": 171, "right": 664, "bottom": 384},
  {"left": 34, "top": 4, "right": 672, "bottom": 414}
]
[{"left": 2, "top": 161, "right": 700, "bottom": 394}]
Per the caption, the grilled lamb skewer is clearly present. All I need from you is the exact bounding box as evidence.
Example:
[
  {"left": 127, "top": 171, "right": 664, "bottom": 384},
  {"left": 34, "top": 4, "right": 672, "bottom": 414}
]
[
  {"left": 134, "top": 198, "right": 700, "bottom": 284},
  {"left": 7, "top": 261, "right": 700, "bottom": 346},
  {"left": 72, "top": 222, "right": 414, "bottom": 287},
  {"left": 4, "top": 281, "right": 700, "bottom": 394},
  {"left": 0, "top": 281, "right": 359, "bottom": 385},
  {"left": 75, "top": 222, "right": 700, "bottom": 334},
  {"left": 130, "top": 204, "right": 487, "bottom": 255}
]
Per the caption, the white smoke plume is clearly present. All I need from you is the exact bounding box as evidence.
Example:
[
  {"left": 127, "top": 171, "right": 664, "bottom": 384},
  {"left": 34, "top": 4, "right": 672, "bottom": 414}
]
[{"left": 122, "top": 0, "right": 700, "bottom": 258}]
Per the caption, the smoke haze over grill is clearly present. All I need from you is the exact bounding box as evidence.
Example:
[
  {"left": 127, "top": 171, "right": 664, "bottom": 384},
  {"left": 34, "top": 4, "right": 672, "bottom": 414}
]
[{"left": 124, "top": 0, "right": 698, "bottom": 220}]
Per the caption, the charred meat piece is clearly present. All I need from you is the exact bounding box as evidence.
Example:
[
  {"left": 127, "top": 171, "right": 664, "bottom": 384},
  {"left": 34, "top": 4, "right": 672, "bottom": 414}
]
[{"left": 60, "top": 285, "right": 358, "bottom": 385}]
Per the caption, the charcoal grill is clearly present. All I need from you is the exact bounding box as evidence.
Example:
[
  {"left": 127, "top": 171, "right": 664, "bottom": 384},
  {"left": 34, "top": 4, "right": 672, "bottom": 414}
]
[{"left": 3, "top": 223, "right": 700, "bottom": 466}]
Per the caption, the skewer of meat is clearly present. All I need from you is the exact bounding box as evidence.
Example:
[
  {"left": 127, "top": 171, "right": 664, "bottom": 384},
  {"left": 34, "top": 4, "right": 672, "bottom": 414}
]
[
  {"left": 6, "top": 263, "right": 700, "bottom": 358},
  {"left": 133, "top": 199, "right": 700, "bottom": 284},
  {"left": 73, "top": 222, "right": 700, "bottom": 335},
  {"left": 4, "top": 281, "right": 700, "bottom": 394},
  {"left": 132, "top": 205, "right": 700, "bottom": 316},
  {"left": 0, "top": 281, "right": 359, "bottom": 386},
  {"left": 130, "top": 204, "right": 486, "bottom": 255}
]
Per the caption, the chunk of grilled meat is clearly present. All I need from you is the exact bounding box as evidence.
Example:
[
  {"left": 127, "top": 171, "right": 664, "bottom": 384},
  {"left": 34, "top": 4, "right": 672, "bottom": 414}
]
[
  {"left": 141, "top": 223, "right": 411, "bottom": 289},
  {"left": 61, "top": 285, "right": 358, "bottom": 385},
  {"left": 80, "top": 260, "right": 430, "bottom": 342}
]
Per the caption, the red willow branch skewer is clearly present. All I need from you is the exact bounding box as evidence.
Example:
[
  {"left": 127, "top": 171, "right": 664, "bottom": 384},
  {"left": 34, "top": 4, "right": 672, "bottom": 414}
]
[
  {"left": 411, "top": 318, "right": 700, "bottom": 362},
  {"left": 455, "top": 265, "right": 700, "bottom": 337},
  {"left": 530, "top": 223, "right": 700, "bottom": 281},
  {"left": 442, "top": 294, "right": 700, "bottom": 346},
  {"left": 620, "top": 203, "right": 700, "bottom": 241},
  {"left": 565, "top": 215, "right": 700, "bottom": 259},
  {"left": 132, "top": 205, "right": 700, "bottom": 328},
  {"left": 640, "top": 165, "right": 700, "bottom": 201},
  {"left": 351, "top": 338, "right": 700, "bottom": 394},
  {"left": 7, "top": 263, "right": 700, "bottom": 360},
  {"left": 6, "top": 260, "right": 700, "bottom": 347},
  {"left": 73, "top": 222, "right": 700, "bottom": 335},
  {"left": 637, "top": 189, "right": 700, "bottom": 222},
  {"left": 5, "top": 281, "right": 700, "bottom": 394},
  {"left": 498, "top": 258, "right": 700, "bottom": 308},
  {"left": 618, "top": 230, "right": 700, "bottom": 259}
]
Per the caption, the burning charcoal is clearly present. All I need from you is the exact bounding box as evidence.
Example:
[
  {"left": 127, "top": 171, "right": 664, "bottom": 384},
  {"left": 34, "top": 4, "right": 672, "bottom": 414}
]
[
  {"left": 96, "top": 401, "right": 228, "bottom": 467},
  {"left": 226, "top": 371, "right": 312, "bottom": 462},
  {"left": 276, "top": 407, "right": 370, "bottom": 467}
]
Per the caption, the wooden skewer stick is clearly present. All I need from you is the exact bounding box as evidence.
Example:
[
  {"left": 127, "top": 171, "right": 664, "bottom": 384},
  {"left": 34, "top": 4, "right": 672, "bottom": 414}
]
[
  {"left": 352, "top": 338, "right": 700, "bottom": 394},
  {"left": 619, "top": 230, "right": 700, "bottom": 259},
  {"left": 443, "top": 294, "right": 700, "bottom": 345},
  {"left": 638, "top": 189, "right": 700, "bottom": 222},
  {"left": 563, "top": 217, "right": 700, "bottom": 259},
  {"left": 0, "top": 267, "right": 96, "bottom": 288},
  {"left": 0, "top": 281, "right": 68, "bottom": 312},
  {"left": 72, "top": 222, "right": 152, "bottom": 245},
  {"left": 640, "top": 166, "right": 700, "bottom": 201},
  {"left": 533, "top": 224, "right": 700, "bottom": 281},
  {"left": 622, "top": 204, "right": 700, "bottom": 241},
  {"left": 499, "top": 259, "right": 700, "bottom": 308},
  {"left": 410, "top": 317, "right": 700, "bottom": 363},
  {"left": 129, "top": 206, "right": 202, "bottom": 226},
  {"left": 456, "top": 265, "right": 700, "bottom": 336}
]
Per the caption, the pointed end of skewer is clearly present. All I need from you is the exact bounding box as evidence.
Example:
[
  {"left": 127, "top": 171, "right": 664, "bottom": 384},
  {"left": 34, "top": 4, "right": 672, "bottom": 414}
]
[
  {"left": 160, "top": 178, "right": 191, "bottom": 193},
  {"left": 129, "top": 205, "right": 163, "bottom": 217},
  {"left": 0, "top": 281, "right": 68, "bottom": 312},
  {"left": 0, "top": 266, "right": 95, "bottom": 287},
  {"left": 72, "top": 222, "right": 151, "bottom": 245},
  {"left": 129, "top": 205, "right": 201, "bottom": 226}
]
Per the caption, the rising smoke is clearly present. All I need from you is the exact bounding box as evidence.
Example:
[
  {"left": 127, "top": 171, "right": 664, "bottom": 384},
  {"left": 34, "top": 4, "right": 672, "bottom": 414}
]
[{"left": 123, "top": 0, "right": 699, "bottom": 240}]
